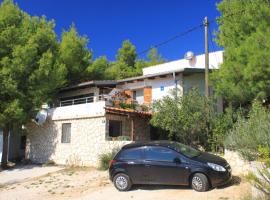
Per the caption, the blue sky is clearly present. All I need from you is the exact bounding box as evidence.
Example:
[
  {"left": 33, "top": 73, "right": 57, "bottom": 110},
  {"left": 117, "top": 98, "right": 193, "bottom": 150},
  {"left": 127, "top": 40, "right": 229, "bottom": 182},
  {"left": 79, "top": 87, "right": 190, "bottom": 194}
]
[{"left": 14, "top": 0, "right": 222, "bottom": 61}]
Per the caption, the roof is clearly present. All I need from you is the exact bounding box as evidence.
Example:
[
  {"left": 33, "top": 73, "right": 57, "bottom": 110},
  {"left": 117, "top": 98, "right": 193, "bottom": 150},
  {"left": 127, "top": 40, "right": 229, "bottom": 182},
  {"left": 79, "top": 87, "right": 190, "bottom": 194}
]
[
  {"left": 117, "top": 68, "right": 208, "bottom": 83},
  {"left": 59, "top": 80, "right": 117, "bottom": 92},
  {"left": 122, "top": 140, "right": 176, "bottom": 149},
  {"left": 105, "top": 106, "right": 152, "bottom": 117},
  {"left": 143, "top": 51, "right": 223, "bottom": 76}
]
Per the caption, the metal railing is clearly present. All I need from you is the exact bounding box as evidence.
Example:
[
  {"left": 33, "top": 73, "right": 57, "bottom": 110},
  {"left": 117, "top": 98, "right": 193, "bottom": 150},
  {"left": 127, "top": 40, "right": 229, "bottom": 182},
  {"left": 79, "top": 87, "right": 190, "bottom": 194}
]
[{"left": 59, "top": 94, "right": 110, "bottom": 107}]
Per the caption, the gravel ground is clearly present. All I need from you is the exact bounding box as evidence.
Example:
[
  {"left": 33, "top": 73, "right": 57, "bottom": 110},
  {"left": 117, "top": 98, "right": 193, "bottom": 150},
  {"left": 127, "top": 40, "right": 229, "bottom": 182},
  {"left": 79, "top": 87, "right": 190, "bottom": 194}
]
[{"left": 0, "top": 166, "right": 251, "bottom": 200}]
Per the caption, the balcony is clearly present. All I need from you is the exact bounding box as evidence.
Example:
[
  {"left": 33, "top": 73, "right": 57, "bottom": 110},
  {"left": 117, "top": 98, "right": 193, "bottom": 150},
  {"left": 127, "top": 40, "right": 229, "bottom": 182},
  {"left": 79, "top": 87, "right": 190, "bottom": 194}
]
[
  {"left": 58, "top": 94, "right": 110, "bottom": 107},
  {"left": 49, "top": 95, "right": 111, "bottom": 120},
  {"left": 48, "top": 91, "right": 152, "bottom": 121}
]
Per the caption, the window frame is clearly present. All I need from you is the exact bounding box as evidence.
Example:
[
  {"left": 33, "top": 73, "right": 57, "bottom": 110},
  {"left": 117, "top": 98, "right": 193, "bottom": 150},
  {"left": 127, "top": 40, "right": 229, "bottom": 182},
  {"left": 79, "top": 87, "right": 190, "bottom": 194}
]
[
  {"left": 61, "top": 123, "right": 71, "bottom": 143},
  {"left": 108, "top": 120, "right": 122, "bottom": 137}
]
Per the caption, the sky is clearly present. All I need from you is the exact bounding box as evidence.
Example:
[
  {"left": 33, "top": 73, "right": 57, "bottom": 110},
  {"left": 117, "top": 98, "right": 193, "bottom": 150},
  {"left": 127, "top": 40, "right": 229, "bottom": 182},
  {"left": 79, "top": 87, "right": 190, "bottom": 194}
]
[{"left": 13, "top": 0, "right": 222, "bottom": 62}]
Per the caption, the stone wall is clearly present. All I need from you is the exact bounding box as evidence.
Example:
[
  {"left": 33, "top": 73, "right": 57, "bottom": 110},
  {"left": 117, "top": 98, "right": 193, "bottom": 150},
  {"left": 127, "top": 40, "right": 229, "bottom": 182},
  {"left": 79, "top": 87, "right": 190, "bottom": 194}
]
[
  {"left": 26, "top": 116, "right": 131, "bottom": 167},
  {"left": 223, "top": 149, "right": 250, "bottom": 175}
]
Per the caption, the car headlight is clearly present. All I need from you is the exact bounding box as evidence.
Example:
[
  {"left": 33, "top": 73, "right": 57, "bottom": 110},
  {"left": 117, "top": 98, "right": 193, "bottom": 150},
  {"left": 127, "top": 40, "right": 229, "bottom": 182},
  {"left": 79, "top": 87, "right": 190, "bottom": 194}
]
[{"left": 207, "top": 162, "right": 226, "bottom": 172}]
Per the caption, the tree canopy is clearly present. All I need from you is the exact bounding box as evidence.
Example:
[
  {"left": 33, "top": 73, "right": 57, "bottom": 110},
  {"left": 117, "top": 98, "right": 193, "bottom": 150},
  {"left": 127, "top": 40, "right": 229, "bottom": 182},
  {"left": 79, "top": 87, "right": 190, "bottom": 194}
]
[
  {"left": 212, "top": 0, "right": 270, "bottom": 107},
  {"left": 59, "top": 24, "right": 92, "bottom": 83},
  {"left": 94, "top": 41, "right": 165, "bottom": 80},
  {"left": 0, "top": 0, "right": 93, "bottom": 167}
]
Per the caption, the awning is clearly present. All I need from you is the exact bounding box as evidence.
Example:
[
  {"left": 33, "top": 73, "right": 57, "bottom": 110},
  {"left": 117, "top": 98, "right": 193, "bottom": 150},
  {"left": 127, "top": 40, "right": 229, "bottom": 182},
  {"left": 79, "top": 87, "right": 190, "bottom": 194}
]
[{"left": 105, "top": 107, "right": 152, "bottom": 117}]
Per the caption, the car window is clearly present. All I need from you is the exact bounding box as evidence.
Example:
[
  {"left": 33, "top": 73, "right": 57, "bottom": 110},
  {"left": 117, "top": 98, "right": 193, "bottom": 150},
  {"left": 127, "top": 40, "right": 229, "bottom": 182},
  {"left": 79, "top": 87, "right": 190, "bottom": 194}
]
[
  {"left": 145, "top": 146, "right": 177, "bottom": 162},
  {"left": 117, "top": 148, "right": 142, "bottom": 160},
  {"left": 173, "top": 142, "right": 201, "bottom": 158}
]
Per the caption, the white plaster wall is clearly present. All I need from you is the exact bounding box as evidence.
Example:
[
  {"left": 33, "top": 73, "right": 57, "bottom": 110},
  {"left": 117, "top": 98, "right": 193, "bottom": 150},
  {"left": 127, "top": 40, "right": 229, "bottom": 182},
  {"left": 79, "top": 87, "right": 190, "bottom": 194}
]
[
  {"left": 118, "top": 74, "right": 183, "bottom": 102},
  {"left": 143, "top": 51, "right": 223, "bottom": 75},
  {"left": 49, "top": 101, "right": 106, "bottom": 121},
  {"left": 183, "top": 73, "right": 205, "bottom": 94}
]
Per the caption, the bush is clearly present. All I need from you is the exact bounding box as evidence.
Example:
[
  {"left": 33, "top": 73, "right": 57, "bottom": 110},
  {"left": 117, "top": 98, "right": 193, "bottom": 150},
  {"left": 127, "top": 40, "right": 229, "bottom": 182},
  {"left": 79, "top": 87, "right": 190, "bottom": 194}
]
[
  {"left": 150, "top": 88, "right": 213, "bottom": 147},
  {"left": 208, "top": 107, "right": 235, "bottom": 152},
  {"left": 224, "top": 101, "right": 270, "bottom": 161},
  {"left": 99, "top": 147, "right": 120, "bottom": 170},
  {"left": 225, "top": 102, "right": 270, "bottom": 199}
]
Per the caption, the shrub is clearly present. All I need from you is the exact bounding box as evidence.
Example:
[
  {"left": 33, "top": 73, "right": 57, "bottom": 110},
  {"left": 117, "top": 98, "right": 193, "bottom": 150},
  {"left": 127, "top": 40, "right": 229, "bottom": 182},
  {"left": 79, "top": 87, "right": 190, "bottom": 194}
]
[
  {"left": 208, "top": 107, "right": 235, "bottom": 152},
  {"left": 151, "top": 88, "right": 213, "bottom": 147},
  {"left": 99, "top": 147, "right": 120, "bottom": 170},
  {"left": 225, "top": 101, "right": 270, "bottom": 199},
  {"left": 224, "top": 101, "right": 270, "bottom": 161},
  {"left": 117, "top": 136, "right": 130, "bottom": 141}
]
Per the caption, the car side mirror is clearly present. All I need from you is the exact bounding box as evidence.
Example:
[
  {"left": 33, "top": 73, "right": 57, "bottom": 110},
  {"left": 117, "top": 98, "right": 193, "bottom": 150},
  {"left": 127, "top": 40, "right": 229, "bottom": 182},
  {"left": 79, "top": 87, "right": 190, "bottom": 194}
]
[{"left": 174, "top": 157, "right": 181, "bottom": 164}]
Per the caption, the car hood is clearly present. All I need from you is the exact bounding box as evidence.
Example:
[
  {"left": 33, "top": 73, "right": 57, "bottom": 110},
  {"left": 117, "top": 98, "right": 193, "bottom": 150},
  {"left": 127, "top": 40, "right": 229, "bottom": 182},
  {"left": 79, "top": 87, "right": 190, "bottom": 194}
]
[{"left": 192, "top": 152, "right": 227, "bottom": 166}]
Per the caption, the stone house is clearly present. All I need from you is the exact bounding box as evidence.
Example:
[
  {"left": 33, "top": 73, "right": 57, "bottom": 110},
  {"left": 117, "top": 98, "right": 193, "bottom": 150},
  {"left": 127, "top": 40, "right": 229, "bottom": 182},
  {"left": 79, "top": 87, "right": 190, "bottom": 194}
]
[{"left": 25, "top": 51, "right": 223, "bottom": 167}]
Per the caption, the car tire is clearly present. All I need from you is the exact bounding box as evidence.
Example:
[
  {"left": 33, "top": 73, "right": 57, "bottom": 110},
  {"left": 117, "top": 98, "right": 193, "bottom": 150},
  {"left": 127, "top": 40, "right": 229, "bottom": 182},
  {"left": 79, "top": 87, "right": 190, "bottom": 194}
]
[
  {"left": 113, "top": 173, "right": 132, "bottom": 191},
  {"left": 191, "top": 173, "right": 209, "bottom": 192}
]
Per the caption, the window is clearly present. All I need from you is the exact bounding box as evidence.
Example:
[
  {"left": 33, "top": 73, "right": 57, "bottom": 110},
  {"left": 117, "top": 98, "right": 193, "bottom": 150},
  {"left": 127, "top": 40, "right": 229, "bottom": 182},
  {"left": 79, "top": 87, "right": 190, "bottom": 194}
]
[
  {"left": 134, "top": 89, "right": 144, "bottom": 104},
  {"left": 173, "top": 142, "right": 201, "bottom": 158},
  {"left": 145, "top": 147, "right": 177, "bottom": 162},
  {"left": 61, "top": 123, "right": 71, "bottom": 143},
  {"left": 117, "top": 148, "right": 142, "bottom": 160},
  {"left": 20, "top": 135, "right": 26, "bottom": 150},
  {"left": 109, "top": 120, "right": 122, "bottom": 137}
]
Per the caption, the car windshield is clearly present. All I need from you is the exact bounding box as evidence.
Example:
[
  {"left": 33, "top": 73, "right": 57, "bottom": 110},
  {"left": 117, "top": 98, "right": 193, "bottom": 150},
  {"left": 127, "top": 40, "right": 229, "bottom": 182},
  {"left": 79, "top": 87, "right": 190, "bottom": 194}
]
[{"left": 173, "top": 142, "right": 201, "bottom": 158}]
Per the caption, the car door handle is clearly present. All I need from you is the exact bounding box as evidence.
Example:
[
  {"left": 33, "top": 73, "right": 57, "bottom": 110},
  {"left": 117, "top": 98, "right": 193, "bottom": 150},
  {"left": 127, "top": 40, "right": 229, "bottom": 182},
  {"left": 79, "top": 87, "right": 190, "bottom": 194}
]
[
  {"left": 145, "top": 164, "right": 151, "bottom": 167},
  {"left": 127, "top": 161, "right": 135, "bottom": 164}
]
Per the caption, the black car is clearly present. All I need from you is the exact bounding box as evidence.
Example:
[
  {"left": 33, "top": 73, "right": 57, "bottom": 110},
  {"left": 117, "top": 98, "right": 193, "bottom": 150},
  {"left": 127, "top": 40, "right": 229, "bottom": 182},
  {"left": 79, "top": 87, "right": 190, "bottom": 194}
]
[{"left": 109, "top": 141, "right": 232, "bottom": 192}]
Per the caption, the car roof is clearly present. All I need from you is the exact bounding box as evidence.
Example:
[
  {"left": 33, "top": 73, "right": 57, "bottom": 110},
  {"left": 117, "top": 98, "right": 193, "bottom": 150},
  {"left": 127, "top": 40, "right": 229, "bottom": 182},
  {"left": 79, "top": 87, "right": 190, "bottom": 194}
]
[{"left": 122, "top": 140, "right": 177, "bottom": 150}]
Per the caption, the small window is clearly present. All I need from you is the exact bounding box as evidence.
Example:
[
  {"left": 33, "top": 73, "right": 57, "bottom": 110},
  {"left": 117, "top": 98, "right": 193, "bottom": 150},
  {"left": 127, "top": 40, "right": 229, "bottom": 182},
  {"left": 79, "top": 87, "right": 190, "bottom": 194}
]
[
  {"left": 109, "top": 120, "right": 122, "bottom": 137},
  {"left": 61, "top": 123, "right": 71, "bottom": 143},
  {"left": 118, "top": 148, "right": 142, "bottom": 160},
  {"left": 145, "top": 147, "right": 177, "bottom": 162},
  {"left": 20, "top": 135, "right": 26, "bottom": 150},
  {"left": 134, "top": 89, "right": 144, "bottom": 104}
]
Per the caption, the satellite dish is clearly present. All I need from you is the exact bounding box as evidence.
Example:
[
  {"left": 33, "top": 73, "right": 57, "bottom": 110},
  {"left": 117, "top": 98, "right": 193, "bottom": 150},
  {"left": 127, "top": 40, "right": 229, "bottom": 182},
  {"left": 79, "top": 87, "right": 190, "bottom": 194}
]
[
  {"left": 184, "top": 51, "right": 195, "bottom": 60},
  {"left": 35, "top": 109, "right": 48, "bottom": 125}
]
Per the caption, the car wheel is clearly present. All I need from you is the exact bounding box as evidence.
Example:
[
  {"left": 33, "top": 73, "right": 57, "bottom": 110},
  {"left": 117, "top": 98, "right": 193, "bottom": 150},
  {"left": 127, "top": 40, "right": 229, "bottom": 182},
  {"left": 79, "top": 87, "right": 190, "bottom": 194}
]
[
  {"left": 113, "top": 173, "right": 132, "bottom": 191},
  {"left": 191, "top": 173, "right": 209, "bottom": 192}
]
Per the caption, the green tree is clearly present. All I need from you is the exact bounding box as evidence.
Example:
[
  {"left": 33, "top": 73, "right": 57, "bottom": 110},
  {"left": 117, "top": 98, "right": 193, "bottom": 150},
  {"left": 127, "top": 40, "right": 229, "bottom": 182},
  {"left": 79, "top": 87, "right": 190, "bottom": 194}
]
[
  {"left": 105, "top": 40, "right": 139, "bottom": 79},
  {"left": 147, "top": 48, "right": 165, "bottom": 66},
  {"left": 150, "top": 88, "right": 213, "bottom": 147},
  {"left": 86, "top": 56, "right": 109, "bottom": 80},
  {"left": 116, "top": 40, "right": 136, "bottom": 67},
  {"left": 212, "top": 0, "right": 270, "bottom": 107},
  {"left": 59, "top": 24, "right": 92, "bottom": 83},
  {"left": 105, "top": 61, "right": 135, "bottom": 80},
  {"left": 0, "top": 0, "right": 67, "bottom": 168}
]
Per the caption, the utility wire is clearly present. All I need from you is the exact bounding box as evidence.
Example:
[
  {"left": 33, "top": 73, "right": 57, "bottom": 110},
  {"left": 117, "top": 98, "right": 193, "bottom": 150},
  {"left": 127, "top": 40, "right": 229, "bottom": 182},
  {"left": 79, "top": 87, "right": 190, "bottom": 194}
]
[
  {"left": 137, "top": 23, "right": 204, "bottom": 55},
  {"left": 137, "top": 9, "right": 245, "bottom": 56}
]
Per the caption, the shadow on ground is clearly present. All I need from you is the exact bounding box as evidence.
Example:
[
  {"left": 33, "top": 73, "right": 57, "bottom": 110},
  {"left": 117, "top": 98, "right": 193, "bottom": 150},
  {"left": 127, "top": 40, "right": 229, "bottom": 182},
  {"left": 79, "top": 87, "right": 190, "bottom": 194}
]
[
  {"left": 131, "top": 184, "right": 190, "bottom": 191},
  {"left": 216, "top": 176, "right": 241, "bottom": 189},
  {"left": 130, "top": 176, "right": 241, "bottom": 191}
]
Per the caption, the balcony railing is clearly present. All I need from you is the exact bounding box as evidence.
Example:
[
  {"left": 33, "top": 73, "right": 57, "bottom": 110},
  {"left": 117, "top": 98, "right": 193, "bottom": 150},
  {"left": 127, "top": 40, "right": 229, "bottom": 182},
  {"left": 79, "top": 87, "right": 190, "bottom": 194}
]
[{"left": 59, "top": 94, "right": 110, "bottom": 107}]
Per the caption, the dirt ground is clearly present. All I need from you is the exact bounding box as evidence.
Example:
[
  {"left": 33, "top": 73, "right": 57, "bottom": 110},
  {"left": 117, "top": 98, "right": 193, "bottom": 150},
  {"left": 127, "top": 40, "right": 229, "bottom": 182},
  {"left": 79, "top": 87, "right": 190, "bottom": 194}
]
[{"left": 0, "top": 166, "right": 251, "bottom": 200}]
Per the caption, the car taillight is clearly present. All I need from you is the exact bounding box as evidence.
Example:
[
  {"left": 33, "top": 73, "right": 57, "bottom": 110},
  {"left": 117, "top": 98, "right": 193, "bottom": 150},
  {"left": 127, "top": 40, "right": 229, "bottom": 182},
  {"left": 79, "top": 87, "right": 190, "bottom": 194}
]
[{"left": 109, "top": 160, "right": 116, "bottom": 168}]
